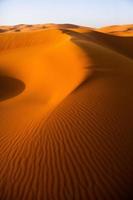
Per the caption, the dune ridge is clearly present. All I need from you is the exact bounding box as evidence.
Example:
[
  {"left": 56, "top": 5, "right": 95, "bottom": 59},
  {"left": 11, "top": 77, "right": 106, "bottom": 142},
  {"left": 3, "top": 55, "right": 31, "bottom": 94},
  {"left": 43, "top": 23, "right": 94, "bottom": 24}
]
[
  {"left": 0, "top": 23, "right": 133, "bottom": 200},
  {"left": 98, "top": 24, "right": 133, "bottom": 36}
]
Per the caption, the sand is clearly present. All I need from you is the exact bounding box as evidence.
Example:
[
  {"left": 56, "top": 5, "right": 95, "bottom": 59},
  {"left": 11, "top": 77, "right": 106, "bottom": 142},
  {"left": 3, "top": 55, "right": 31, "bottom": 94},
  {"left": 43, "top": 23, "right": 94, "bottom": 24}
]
[
  {"left": 0, "top": 23, "right": 133, "bottom": 200},
  {"left": 98, "top": 24, "right": 133, "bottom": 36}
]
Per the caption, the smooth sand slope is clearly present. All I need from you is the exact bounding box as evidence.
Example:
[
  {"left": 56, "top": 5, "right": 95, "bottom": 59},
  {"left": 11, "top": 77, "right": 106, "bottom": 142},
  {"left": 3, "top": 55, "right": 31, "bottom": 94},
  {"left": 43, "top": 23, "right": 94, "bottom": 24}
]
[{"left": 0, "top": 24, "right": 133, "bottom": 200}]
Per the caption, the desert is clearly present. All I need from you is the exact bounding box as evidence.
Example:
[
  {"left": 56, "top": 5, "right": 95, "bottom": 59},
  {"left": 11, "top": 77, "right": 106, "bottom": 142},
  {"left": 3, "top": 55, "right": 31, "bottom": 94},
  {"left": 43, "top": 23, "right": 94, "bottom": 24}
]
[{"left": 0, "top": 23, "right": 133, "bottom": 200}]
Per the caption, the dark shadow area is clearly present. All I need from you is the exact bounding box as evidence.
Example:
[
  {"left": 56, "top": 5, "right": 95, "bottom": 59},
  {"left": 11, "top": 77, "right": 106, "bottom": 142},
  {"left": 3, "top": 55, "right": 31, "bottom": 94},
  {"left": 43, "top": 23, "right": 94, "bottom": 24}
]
[
  {"left": 127, "top": 28, "right": 133, "bottom": 32},
  {"left": 59, "top": 24, "right": 80, "bottom": 29},
  {"left": 60, "top": 28, "right": 133, "bottom": 94},
  {"left": 87, "top": 30, "right": 133, "bottom": 59},
  {"left": 15, "top": 29, "right": 20, "bottom": 32},
  {"left": 0, "top": 76, "right": 25, "bottom": 102},
  {"left": 60, "top": 29, "right": 133, "bottom": 59},
  {"left": 26, "top": 25, "right": 33, "bottom": 28},
  {"left": 0, "top": 29, "right": 6, "bottom": 33}
]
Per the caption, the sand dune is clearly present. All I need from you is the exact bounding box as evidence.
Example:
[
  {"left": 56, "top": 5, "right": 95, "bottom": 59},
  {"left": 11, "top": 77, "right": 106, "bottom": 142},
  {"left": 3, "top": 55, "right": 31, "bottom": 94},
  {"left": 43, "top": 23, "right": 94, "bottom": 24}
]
[
  {"left": 0, "top": 75, "right": 25, "bottom": 102},
  {"left": 98, "top": 24, "right": 133, "bottom": 36},
  {"left": 0, "top": 24, "right": 133, "bottom": 200}
]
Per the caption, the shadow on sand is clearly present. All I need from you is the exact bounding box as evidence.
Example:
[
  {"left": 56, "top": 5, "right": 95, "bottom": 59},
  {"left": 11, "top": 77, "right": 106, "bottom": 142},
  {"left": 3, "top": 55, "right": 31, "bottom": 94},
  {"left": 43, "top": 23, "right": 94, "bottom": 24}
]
[{"left": 0, "top": 75, "right": 25, "bottom": 102}]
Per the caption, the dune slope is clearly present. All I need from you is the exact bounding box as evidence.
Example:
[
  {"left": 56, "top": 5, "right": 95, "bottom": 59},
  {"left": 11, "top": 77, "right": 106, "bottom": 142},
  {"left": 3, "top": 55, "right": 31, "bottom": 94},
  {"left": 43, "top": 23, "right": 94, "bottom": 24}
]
[
  {"left": 0, "top": 24, "right": 133, "bottom": 200},
  {"left": 98, "top": 24, "right": 133, "bottom": 36}
]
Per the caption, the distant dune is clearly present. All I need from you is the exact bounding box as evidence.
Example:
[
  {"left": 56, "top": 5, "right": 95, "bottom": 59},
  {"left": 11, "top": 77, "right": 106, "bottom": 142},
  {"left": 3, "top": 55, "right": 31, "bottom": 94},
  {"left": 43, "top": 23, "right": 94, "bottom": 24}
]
[
  {"left": 98, "top": 24, "right": 133, "bottom": 36},
  {"left": 0, "top": 23, "right": 133, "bottom": 200}
]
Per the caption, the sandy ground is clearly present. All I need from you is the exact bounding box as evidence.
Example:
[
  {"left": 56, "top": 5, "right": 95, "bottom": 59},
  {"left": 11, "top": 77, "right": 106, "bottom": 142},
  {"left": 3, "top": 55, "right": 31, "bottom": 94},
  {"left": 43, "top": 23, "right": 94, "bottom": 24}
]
[{"left": 0, "top": 23, "right": 133, "bottom": 200}]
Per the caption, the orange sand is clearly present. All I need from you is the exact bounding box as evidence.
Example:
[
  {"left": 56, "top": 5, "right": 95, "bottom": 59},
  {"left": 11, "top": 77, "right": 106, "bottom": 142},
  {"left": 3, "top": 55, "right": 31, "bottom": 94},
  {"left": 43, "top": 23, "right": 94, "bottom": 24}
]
[{"left": 0, "top": 24, "right": 133, "bottom": 200}]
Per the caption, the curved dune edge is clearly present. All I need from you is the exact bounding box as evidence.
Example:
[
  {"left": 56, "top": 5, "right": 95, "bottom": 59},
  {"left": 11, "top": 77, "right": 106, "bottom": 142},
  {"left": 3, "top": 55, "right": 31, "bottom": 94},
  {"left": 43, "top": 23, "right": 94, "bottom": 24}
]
[
  {"left": 0, "top": 75, "right": 25, "bottom": 102},
  {"left": 0, "top": 24, "right": 133, "bottom": 200}
]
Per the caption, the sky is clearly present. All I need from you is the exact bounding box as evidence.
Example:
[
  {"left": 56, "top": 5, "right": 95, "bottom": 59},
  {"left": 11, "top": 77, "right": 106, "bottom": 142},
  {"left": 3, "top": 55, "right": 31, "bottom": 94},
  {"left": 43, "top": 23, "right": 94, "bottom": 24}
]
[{"left": 0, "top": 0, "right": 133, "bottom": 27}]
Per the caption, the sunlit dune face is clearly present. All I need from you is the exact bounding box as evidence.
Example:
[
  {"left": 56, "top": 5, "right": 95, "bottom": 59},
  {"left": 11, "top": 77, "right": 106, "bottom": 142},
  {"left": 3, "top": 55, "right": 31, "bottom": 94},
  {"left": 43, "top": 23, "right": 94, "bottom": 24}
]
[{"left": 0, "top": 28, "right": 89, "bottom": 117}]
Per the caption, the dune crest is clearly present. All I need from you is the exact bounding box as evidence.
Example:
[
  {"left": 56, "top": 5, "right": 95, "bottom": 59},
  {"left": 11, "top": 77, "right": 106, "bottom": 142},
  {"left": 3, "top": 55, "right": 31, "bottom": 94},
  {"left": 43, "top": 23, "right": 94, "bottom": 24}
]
[{"left": 0, "top": 23, "right": 133, "bottom": 200}]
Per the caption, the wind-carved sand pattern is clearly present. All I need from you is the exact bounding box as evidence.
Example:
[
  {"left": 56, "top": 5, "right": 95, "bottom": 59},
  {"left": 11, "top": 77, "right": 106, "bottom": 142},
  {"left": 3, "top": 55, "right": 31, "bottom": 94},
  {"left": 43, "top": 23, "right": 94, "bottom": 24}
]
[{"left": 0, "top": 24, "right": 133, "bottom": 200}]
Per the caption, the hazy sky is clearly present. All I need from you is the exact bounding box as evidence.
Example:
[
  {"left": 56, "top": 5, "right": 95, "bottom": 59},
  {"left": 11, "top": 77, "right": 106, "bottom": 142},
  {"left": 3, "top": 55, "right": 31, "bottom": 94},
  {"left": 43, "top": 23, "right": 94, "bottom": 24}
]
[{"left": 0, "top": 0, "right": 133, "bottom": 27}]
